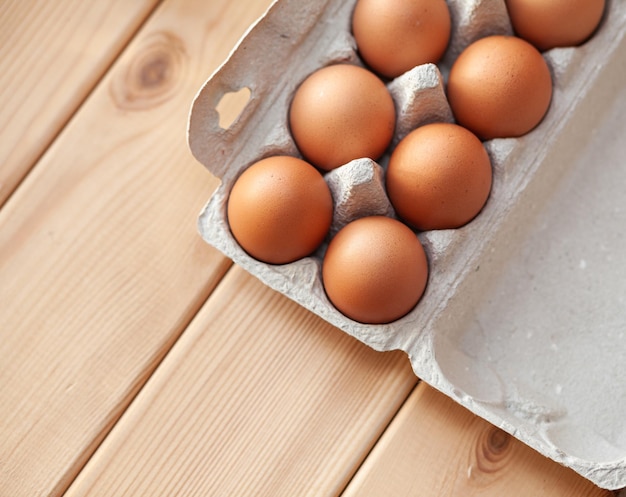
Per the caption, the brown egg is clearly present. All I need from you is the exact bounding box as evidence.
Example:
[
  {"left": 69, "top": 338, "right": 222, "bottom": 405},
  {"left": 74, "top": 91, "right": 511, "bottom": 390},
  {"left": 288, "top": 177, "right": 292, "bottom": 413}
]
[
  {"left": 227, "top": 156, "right": 333, "bottom": 264},
  {"left": 386, "top": 123, "right": 492, "bottom": 231},
  {"left": 322, "top": 216, "right": 428, "bottom": 324},
  {"left": 289, "top": 64, "right": 395, "bottom": 171},
  {"left": 506, "top": 0, "right": 605, "bottom": 51},
  {"left": 352, "top": 0, "right": 451, "bottom": 79},
  {"left": 447, "top": 35, "right": 553, "bottom": 140}
]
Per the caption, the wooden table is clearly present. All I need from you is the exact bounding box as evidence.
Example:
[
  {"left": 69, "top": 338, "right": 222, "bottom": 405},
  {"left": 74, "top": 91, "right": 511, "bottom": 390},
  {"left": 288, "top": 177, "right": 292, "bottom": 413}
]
[{"left": 0, "top": 1, "right": 617, "bottom": 495}]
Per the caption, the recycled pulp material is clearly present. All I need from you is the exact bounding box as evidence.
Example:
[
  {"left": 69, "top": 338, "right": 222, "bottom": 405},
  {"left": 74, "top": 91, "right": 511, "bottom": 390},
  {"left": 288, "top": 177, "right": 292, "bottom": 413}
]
[{"left": 188, "top": 0, "right": 626, "bottom": 489}]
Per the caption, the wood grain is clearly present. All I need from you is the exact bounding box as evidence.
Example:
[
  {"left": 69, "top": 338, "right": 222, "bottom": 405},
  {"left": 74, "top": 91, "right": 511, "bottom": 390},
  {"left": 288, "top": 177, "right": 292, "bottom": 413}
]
[
  {"left": 63, "top": 266, "right": 416, "bottom": 497},
  {"left": 0, "top": 0, "right": 274, "bottom": 495},
  {"left": 2, "top": 0, "right": 621, "bottom": 496},
  {"left": 0, "top": 0, "right": 161, "bottom": 206},
  {"left": 341, "top": 383, "right": 614, "bottom": 497}
]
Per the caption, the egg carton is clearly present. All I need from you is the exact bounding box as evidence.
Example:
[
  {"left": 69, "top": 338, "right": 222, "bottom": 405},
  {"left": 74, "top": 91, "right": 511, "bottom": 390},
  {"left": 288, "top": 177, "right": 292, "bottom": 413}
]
[{"left": 187, "top": 0, "right": 626, "bottom": 489}]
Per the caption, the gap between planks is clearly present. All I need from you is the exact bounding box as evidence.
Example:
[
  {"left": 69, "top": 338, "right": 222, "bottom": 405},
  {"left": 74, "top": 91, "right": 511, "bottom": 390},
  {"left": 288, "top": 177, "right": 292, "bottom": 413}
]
[
  {"left": 0, "top": 0, "right": 274, "bottom": 495},
  {"left": 0, "top": 0, "right": 164, "bottom": 207},
  {"left": 63, "top": 265, "right": 417, "bottom": 496},
  {"left": 340, "top": 382, "right": 615, "bottom": 497},
  {"left": 0, "top": 0, "right": 618, "bottom": 496}
]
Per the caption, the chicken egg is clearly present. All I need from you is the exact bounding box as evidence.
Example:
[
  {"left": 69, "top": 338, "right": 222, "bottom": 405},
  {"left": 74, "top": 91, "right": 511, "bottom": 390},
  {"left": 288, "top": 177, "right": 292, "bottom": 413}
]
[
  {"left": 289, "top": 64, "right": 396, "bottom": 171},
  {"left": 447, "top": 35, "right": 553, "bottom": 140},
  {"left": 322, "top": 216, "right": 428, "bottom": 324},
  {"left": 386, "top": 123, "right": 492, "bottom": 231},
  {"left": 352, "top": 0, "right": 451, "bottom": 79},
  {"left": 227, "top": 156, "right": 333, "bottom": 264},
  {"left": 506, "top": 0, "right": 605, "bottom": 51}
]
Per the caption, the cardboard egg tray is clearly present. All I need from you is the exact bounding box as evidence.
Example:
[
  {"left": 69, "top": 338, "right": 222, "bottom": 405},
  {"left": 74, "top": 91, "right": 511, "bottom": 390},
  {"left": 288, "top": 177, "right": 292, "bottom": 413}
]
[{"left": 187, "top": 0, "right": 626, "bottom": 489}]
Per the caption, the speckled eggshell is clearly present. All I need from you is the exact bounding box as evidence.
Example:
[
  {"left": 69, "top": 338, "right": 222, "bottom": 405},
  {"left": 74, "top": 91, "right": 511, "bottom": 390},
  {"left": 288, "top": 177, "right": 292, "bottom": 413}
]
[
  {"left": 386, "top": 122, "right": 492, "bottom": 231},
  {"left": 505, "top": 0, "right": 606, "bottom": 51},
  {"left": 352, "top": 0, "right": 451, "bottom": 78},
  {"left": 289, "top": 64, "right": 395, "bottom": 171},
  {"left": 322, "top": 216, "right": 429, "bottom": 324},
  {"left": 227, "top": 155, "right": 333, "bottom": 264},
  {"left": 447, "top": 35, "right": 553, "bottom": 140}
]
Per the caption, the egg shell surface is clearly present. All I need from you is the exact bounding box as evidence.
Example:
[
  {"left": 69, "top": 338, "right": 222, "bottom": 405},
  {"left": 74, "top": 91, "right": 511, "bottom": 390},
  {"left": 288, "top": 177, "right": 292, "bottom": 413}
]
[
  {"left": 289, "top": 64, "right": 396, "bottom": 171},
  {"left": 322, "top": 216, "right": 429, "bottom": 324},
  {"left": 352, "top": 0, "right": 451, "bottom": 78},
  {"left": 505, "top": 0, "right": 606, "bottom": 51},
  {"left": 447, "top": 35, "right": 553, "bottom": 140},
  {"left": 386, "top": 122, "right": 492, "bottom": 231},
  {"left": 227, "top": 156, "right": 333, "bottom": 264}
]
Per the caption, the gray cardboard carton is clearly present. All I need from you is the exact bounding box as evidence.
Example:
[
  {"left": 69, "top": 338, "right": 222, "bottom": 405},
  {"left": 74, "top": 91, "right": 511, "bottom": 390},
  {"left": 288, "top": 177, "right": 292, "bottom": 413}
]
[{"left": 188, "top": 0, "right": 626, "bottom": 489}]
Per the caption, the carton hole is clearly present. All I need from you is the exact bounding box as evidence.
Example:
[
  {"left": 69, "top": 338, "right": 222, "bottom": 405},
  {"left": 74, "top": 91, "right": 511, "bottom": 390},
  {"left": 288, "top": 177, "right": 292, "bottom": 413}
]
[{"left": 216, "top": 87, "right": 251, "bottom": 129}]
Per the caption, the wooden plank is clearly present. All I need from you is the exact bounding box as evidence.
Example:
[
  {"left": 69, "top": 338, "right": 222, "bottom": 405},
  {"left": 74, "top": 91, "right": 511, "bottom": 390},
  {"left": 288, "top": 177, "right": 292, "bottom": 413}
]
[
  {"left": 341, "top": 383, "right": 614, "bottom": 497},
  {"left": 0, "top": 0, "right": 162, "bottom": 206},
  {"left": 63, "top": 266, "right": 417, "bottom": 497},
  {"left": 0, "top": 0, "right": 275, "bottom": 495}
]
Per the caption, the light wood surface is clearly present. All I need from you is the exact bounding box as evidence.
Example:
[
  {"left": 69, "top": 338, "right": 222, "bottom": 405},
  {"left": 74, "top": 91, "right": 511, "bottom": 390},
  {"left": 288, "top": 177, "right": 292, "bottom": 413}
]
[
  {"left": 0, "top": 0, "right": 618, "bottom": 496},
  {"left": 64, "top": 266, "right": 416, "bottom": 496},
  {"left": 342, "top": 383, "right": 611, "bottom": 497},
  {"left": 0, "top": 0, "right": 269, "bottom": 494},
  {"left": 0, "top": 0, "right": 159, "bottom": 206}
]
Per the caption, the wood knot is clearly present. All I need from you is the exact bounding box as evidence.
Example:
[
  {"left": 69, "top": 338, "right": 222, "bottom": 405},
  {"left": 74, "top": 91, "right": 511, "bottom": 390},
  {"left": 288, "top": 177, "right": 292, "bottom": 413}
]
[
  {"left": 473, "top": 426, "right": 512, "bottom": 475},
  {"left": 111, "top": 31, "right": 186, "bottom": 110}
]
